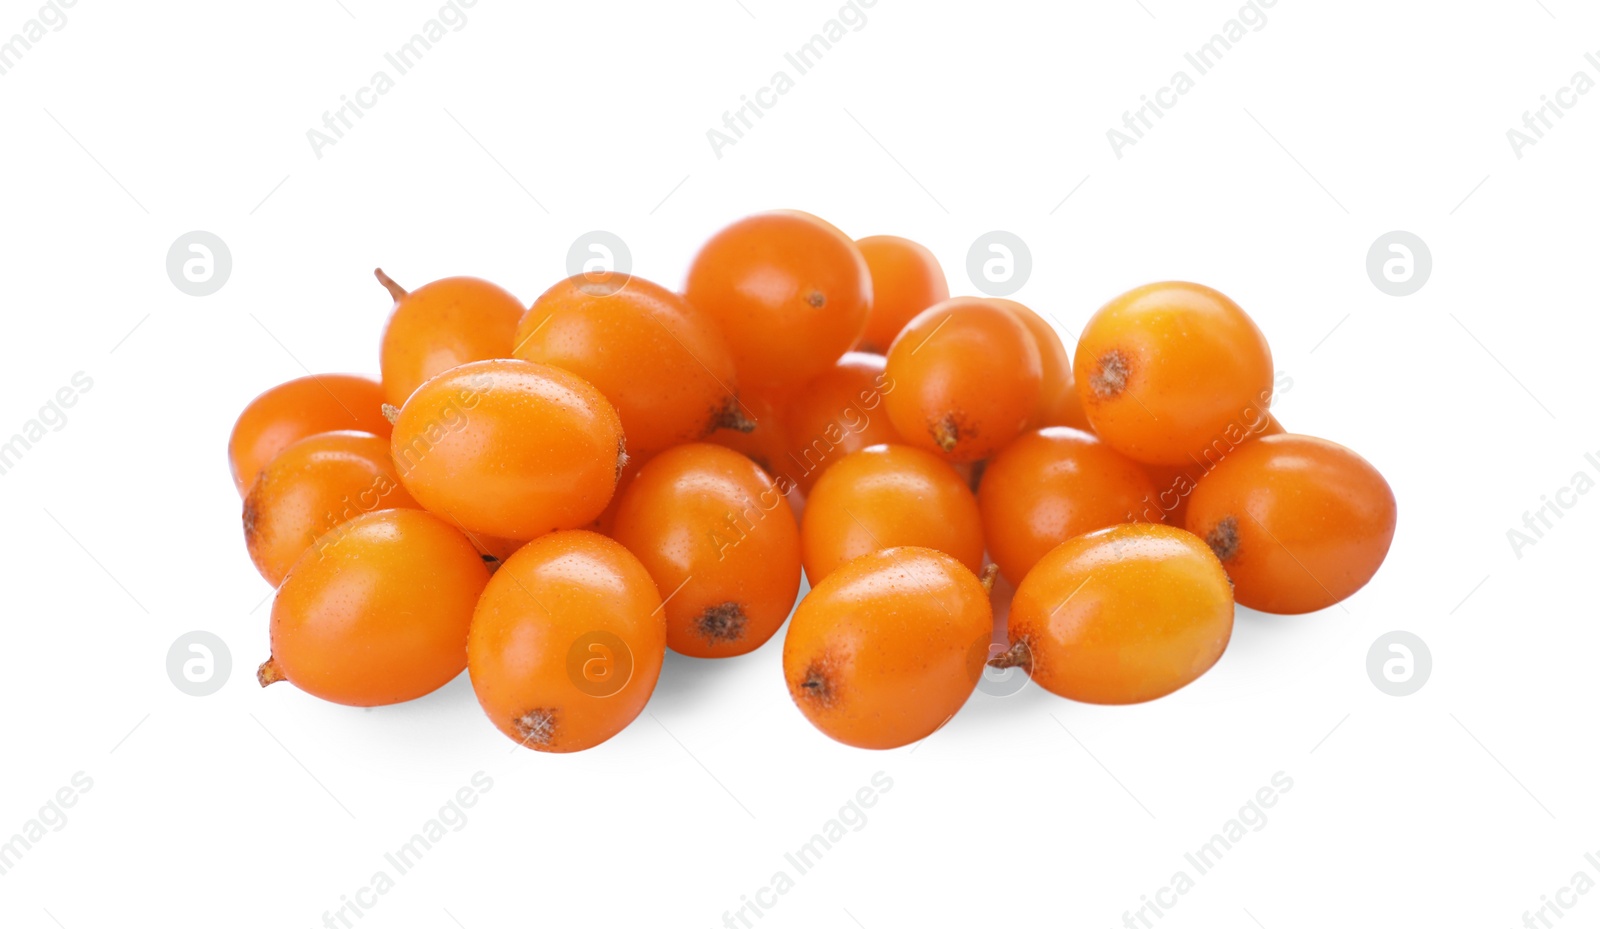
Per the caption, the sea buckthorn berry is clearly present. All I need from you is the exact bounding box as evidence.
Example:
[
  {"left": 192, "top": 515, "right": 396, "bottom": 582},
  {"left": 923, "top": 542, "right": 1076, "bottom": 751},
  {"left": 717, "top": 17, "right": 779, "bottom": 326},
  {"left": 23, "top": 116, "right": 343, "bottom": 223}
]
[
  {"left": 855, "top": 235, "right": 949, "bottom": 354},
  {"left": 784, "top": 547, "right": 994, "bottom": 750},
  {"left": 994, "top": 299, "right": 1078, "bottom": 431},
  {"left": 390, "top": 359, "right": 624, "bottom": 540},
  {"left": 783, "top": 352, "right": 900, "bottom": 492},
  {"left": 801, "top": 444, "right": 984, "bottom": 586},
  {"left": 593, "top": 450, "right": 651, "bottom": 536},
  {"left": 243, "top": 431, "right": 418, "bottom": 586},
  {"left": 465, "top": 533, "right": 523, "bottom": 566},
  {"left": 884, "top": 297, "right": 1043, "bottom": 463},
  {"left": 1141, "top": 412, "right": 1284, "bottom": 527},
  {"left": 1074, "top": 281, "right": 1274, "bottom": 466},
  {"left": 1051, "top": 380, "right": 1094, "bottom": 434},
  {"left": 228, "top": 374, "right": 390, "bottom": 496},
  {"left": 1185, "top": 434, "right": 1396, "bottom": 614},
  {"left": 610, "top": 444, "right": 801, "bottom": 658},
  {"left": 977, "top": 427, "right": 1160, "bottom": 586},
  {"left": 707, "top": 388, "right": 793, "bottom": 484},
  {"left": 376, "top": 269, "right": 524, "bottom": 408},
  {"left": 513, "top": 272, "right": 747, "bottom": 456},
  {"left": 258, "top": 508, "right": 490, "bottom": 706},
  {"left": 996, "top": 523, "right": 1233, "bottom": 705},
  {"left": 468, "top": 530, "right": 665, "bottom": 753},
  {"left": 685, "top": 210, "right": 872, "bottom": 392}
]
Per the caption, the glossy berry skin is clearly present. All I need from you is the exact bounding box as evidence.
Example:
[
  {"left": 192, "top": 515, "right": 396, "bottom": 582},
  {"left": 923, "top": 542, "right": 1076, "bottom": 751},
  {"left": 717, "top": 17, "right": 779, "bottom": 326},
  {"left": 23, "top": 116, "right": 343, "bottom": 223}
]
[
  {"left": 513, "top": 273, "right": 744, "bottom": 456},
  {"left": 592, "top": 451, "right": 651, "bottom": 536},
  {"left": 801, "top": 444, "right": 984, "bottom": 586},
  {"left": 884, "top": 297, "right": 1043, "bottom": 463},
  {"left": 466, "top": 533, "right": 525, "bottom": 565},
  {"left": 978, "top": 427, "right": 1159, "bottom": 586},
  {"left": 1185, "top": 434, "right": 1396, "bottom": 614},
  {"left": 390, "top": 359, "right": 624, "bottom": 540},
  {"left": 1003, "top": 523, "right": 1233, "bottom": 705},
  {"left": 685, "top": 211, "right": 872, "bottom": 392},
  {"left": 784, "top": 547, "right": 992, "bottom": 750},
  {"left": 1141, "top": 412, "right": 1284, "bottom": 526},
  {"left": 707, "top": 389, "right": 793, "bottom": 485},
  {"left": 243, "top": 431, "right": 418, "bottom": 586},
  {"left": 854, "top": 235, "right": 949, "bottom": 354},
  {"left": 377, "top": 270, "right": 525, "bottom": 408},
  {"left": 994, "top": 299, "right": 1076, "bottom": 431},
  {"left": 468, "top": 531, "right": 665, "bottom": 753},
  {"left": 260, "top": 508, "right": 490, "bottom": 706},
  {"left": 1074, "top": 282, "right": 1273, "bottom": 466},
  {"left": 610, "top": 444, "right": 801, "bottom": 658},
  {"left": 228, "top": 374, "right": 391, "bottom": 496},
  {"left": 783, "top": 352, "right": 900, "bottom": 493}
]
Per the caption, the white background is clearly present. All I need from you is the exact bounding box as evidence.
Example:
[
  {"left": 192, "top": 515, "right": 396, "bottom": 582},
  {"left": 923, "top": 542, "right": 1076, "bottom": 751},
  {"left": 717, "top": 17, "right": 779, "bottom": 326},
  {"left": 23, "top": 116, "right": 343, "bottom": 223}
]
[{"left": 1, "top": 0, "right": 1596, "bottom": 926}]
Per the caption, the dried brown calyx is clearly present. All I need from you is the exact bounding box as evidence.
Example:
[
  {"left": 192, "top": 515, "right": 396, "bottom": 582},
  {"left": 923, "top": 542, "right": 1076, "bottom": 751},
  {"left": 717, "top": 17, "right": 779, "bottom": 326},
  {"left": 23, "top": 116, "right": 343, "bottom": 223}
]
[
  {"left": 796, "top": 655, "right": 838, "bottom": 709},
  {"left": 1206, "top": 516, "right": 1240, "bottom": 562},
  {"left": 987, "top": 639, "right": 1032, "bottom": 672},
  {"left": 1090, "top": 349, "right": 1132, "bottom": 399},
  {"left": 696, "top": 602, "right": 748, "bottom": 644},
  {"left": 713, "top": 396, "right": 756, "bottom": 434},
  {"left": 257, "top": 657, "right": 286, "bottom": 687},
  {"left": 512, "top": 708, "right": 559, "bottom": 748}
]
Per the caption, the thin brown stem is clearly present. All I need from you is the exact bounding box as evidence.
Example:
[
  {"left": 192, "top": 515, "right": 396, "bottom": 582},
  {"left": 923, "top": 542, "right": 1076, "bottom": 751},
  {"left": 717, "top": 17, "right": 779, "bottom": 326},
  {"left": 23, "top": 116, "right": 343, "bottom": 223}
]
[{"left": 374, "top": 267, "right": 407, "bottom": 302}]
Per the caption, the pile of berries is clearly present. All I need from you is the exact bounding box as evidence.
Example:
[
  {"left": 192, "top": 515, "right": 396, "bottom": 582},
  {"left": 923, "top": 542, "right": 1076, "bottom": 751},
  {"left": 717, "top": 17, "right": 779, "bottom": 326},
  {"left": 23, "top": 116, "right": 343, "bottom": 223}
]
[{"left": 229, "top": 210, "right": 1397, "bottom": 752}]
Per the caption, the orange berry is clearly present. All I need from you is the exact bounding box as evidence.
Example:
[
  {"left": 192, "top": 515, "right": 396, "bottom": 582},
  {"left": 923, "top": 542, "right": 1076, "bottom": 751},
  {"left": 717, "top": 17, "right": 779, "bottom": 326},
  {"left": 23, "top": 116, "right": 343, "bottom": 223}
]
[
  {"left": 884, "top": 297, "right": 1042, "bottom": 462},
  {"left": 1141, "top": 412, "right": 1284, "bottom": 526},
  {"left": 801, "top": 444, "right": 984, "bottom": 586},
  {"left": 610, "top": 444, "right": 800, "bottom": 658},
  {"left": 706, "top": 388, "right": 793, "bottom": 484},
  {"left": 782, "top": 352, "right": 900, "bottom": 492},
  {"left": 228, "top": 374, "right": 390, "bottom": 496},
  {"left": 513, "top": 272, "right": 745, "bottom": 455},
  {"left": 465, "top": 533, "right": 524, "bottom": 565},
  {"left": 998, "top": 524, "right": 1233, "bottom": 705},
  {"left": 243, "top": 431, "right": 417, "bottom": 586},
  {"left": 390, "top": 359, "right": 624, "bottom": 540},
  {"left": 376, "top": 269, "right": 524, "bottom": 408},
  {"left": 468, "top": 530, "right": 665, "bottom": 753},
  {"left": 1185, "top": 434, "right": 1396, "bottom": 614},
  {"left": 994, "top": 299, "right": 1076, "bottom": 431},
  {"left": 783, "top": 547, "right": 993, "bottom": 749},
  {"left": 685, "top": 211, "right": 871, "bottom": 392},
  {"left": 855, "top": 235, "right": 949, "bottom": 353},
  {"left": 593, "top": 450, "right": 651, "bottom": 536},
  {"left": 977, "top": 427, "right": 1159, "bottom": 586},
  {"left": 259, "top": 508, "right": 490, "bottom": 706},
  {"left": 1074, "top": 282, "right": 1274, "bottom": 465}
]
